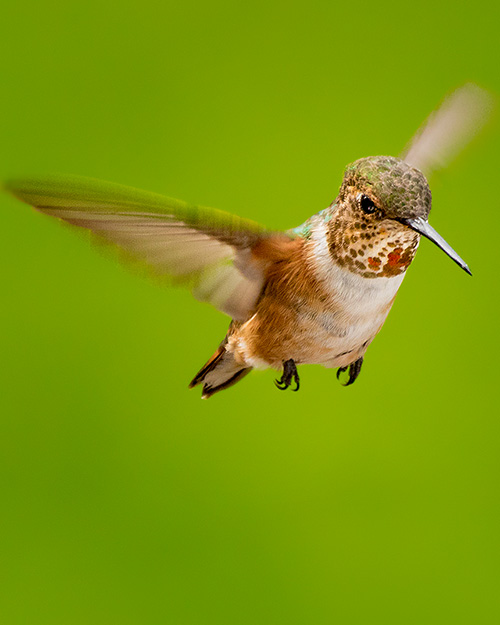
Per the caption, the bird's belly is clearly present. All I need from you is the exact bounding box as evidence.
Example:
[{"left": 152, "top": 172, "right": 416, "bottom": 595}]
[
  {"left": 233, "top": 250, "right": 406, "bottom": 370},
  {"left": 296, "top": 257, "right": 406, "bottom": 367},
  {"left": 235, "top": 297, "right": 394, "bottom": 370},
  {"left": 288, "top": 308, "right": 388, "bottom": 368}
]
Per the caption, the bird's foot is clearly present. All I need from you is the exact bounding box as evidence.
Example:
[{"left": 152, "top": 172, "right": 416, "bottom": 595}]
[
  {"left": 337, "top": 357, "right": 364, "bottom": 386},
  {"left": 275, "top": 359, "right": 300, "bottom": 392}
]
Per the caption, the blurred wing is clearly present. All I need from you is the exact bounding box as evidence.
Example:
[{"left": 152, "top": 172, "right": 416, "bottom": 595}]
[
  {"left": 6, "top": 174, "right": 284, "bottom": 320},
  {"left": 401, "top": 84, "right": 494, "bottom": 176}
]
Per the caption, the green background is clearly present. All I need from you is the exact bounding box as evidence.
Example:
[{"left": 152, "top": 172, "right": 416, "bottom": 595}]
[{"left": 1, "top": 1, "right": 499, "bottom": 623}]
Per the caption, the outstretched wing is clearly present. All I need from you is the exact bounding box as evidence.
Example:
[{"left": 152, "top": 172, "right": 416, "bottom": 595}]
[
  {"left": 401, "top": 83, "right": 494, "bottom": 176},
  {"left": 6, "top": 174, "right": 287, "bottom": 320}
]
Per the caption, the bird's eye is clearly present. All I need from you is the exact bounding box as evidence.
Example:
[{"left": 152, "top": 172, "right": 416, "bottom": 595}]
[{"left": 358, "top": 194, "right": 377, "bottom": 214}]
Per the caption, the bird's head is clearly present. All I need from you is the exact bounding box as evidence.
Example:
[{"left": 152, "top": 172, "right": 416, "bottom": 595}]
[{"left": 326, "top": 155, "right": 470, "bottom": 277}]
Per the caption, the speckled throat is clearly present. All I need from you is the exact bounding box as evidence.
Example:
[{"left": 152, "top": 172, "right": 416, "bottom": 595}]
[
  {"left": 323, "top": 155, "right": 431, "bottom": 278},
  {"left": 326, "top": 200, "right": 421, "bottom": 278}
]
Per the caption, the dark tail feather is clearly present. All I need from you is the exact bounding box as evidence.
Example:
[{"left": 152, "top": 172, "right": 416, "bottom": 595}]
[
  {"left": 200, "top": 367, "right": 252, "bottom": 399},
  {"left": 189, "top": 346, "right": 225, "bottom": 388},
  {"left": 189, "top": 345, "right": 252, "bottom": 399}
]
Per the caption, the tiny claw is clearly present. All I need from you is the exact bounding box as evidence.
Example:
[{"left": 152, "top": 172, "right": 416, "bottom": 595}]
[
  {"left": 274, "top": 359, "right": 300, "bottom": 393},
  {"left": 337, "top": 357, "right": 364, "bottom": 386},
  {"left": 336, "top": 366, "right": 348, "bottom": 380},
  {"left": 274, "top": 378, "right": 287, "bottom": 390}
]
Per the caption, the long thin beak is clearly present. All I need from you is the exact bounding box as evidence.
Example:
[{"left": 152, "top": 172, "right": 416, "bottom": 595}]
[{"left": 402, "top": 216, "right": 472, "bottom": 276}]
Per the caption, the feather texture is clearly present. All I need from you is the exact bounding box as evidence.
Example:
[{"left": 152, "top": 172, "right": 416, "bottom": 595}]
[
  {"left": 401, "top": 84, "right": 494, "bottom": 176},
  {"left": 5, "top": 174, "right": 285, "bottom": 320}
]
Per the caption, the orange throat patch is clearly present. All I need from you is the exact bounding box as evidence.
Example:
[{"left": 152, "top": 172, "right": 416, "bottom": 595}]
[{"left": 327, "top": 218, "right": 420, "bottom": 279}]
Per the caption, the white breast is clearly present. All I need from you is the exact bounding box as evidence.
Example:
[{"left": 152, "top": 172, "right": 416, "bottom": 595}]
[{"left": 307, "top": 222, "right": 407, "bottom": 366}]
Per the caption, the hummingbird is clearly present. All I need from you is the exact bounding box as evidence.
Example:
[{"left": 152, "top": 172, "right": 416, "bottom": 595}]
[{"left": 5, "top": 85, "right": 492, "bottom": 398}]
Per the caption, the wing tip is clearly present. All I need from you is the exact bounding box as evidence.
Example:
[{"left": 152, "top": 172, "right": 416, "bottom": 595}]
[
  {"left": 401, "top": 83, "right": 496, "bottom": 175},
  {"left": 3, "top": 177, "right": 31, "bottom": 206}
]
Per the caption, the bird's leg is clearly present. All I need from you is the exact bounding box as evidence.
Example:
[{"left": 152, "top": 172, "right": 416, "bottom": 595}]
[
  {"left": 336, "top": 357, "right": 364, "bottom": 386},
  {"left": 275, "top": 359, "right": 300, "bottom": 392}
]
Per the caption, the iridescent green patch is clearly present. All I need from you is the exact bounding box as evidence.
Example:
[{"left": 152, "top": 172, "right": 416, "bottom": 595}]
[{"left": 342, "top": 156, "right": 432, "bottom": 221}]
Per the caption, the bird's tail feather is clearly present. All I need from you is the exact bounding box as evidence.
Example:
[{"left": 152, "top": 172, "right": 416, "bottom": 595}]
[{"left": 189, "top": 345, "right": 251, "bottom": 399}]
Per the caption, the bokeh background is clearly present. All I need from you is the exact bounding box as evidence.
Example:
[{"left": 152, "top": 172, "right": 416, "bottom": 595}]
[{"left": 1, "top": 1, "right": 499, "bottom": 623}]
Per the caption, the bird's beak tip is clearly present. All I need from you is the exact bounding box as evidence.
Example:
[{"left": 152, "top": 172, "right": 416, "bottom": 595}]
[{"left": 403, "top": 216, "right": 471, "bottom": 276}]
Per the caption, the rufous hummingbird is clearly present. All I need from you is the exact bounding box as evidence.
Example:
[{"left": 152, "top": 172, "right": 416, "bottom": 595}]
[{"left": 5, "top": 85, "right": 492, "bottom": 398}]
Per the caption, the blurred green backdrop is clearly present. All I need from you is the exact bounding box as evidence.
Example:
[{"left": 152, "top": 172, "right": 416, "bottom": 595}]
[{"left": 1, "top": 1, "right": 499, "bottom": 623}]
